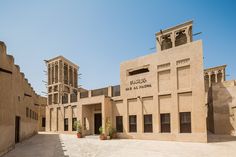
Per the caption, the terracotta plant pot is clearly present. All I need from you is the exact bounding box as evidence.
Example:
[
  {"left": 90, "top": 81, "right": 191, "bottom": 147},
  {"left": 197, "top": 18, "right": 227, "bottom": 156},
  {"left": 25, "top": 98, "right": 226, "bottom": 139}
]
[
  {"left": 77, "top": 133, "right": 82, "bottom": 138},
  {"left": 100, "top": 134, "right": 107, "bottom": 140},
  {"left": 111, "top": 133, "right": 117, "bottom": 139}
]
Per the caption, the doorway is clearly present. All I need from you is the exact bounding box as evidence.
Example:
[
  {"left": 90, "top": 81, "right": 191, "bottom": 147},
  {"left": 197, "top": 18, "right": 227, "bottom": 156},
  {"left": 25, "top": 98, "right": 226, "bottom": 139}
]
[
  {"left": 15, "top": 116, "right": 20, "bottom": 143},
  {"left": 94, "top": 113, "right": 102, "bottom": 134}
]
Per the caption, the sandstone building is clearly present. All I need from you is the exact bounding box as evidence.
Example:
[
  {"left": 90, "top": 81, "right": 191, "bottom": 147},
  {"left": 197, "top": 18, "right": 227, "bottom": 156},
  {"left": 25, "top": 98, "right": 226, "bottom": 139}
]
[
  {"left": 46, "top": 21, "right": 211, "bottom": 142},
  {"left": 204, "top": 65, "right": 236, "bottom": 135},
  {"left": 0, "top": 42, "right": 47, "bottom": 156},
  {"left": 46, "top": 56, "right": 78, "bottom": 132},
  {"left": 0, "top": 20, "right": 235, "bottom": 157}
]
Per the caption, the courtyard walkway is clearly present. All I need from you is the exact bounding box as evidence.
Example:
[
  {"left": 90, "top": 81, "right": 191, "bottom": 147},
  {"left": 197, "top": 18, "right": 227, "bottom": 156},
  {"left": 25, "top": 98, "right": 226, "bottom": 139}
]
[{"left": 3, "top": 132, "right": 236, "bottom": 157}]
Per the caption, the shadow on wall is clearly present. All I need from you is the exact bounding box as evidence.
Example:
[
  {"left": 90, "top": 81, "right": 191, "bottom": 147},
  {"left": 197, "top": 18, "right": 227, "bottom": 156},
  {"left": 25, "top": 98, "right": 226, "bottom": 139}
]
[
  {"left": 207, "top": 86, "right": 215, "bottom": 133},
  {"left": 207, "top": 81, "right": 236, "bottom": 138},
  {"left": 3, "top": 133, "right": 69, "bottom": 157}
]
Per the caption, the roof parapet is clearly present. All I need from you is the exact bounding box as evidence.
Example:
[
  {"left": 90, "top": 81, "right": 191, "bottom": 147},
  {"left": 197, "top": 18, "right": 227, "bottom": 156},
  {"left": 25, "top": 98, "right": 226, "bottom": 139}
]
[{"left": 0, "top": 41, "right": 7, "bottom": 54}]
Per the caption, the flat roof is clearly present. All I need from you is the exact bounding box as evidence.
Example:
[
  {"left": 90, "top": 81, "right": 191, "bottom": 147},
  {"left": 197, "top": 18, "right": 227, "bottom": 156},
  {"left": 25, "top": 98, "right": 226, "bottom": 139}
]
[
  {"left": 46, "top": 55, "right": 79, "bottom": 68},
  {"left": 204, "top": 64, "right": 227, "bottom": 71},
  {"left": 155, "top": 20, "right": 193, "bottom": 36}
]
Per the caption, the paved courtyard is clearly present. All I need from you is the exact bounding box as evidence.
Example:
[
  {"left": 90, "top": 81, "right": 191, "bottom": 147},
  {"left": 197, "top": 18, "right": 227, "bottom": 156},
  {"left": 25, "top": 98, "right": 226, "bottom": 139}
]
[{"left": 3, "top": 132, "right": 236, "bottom": 157}]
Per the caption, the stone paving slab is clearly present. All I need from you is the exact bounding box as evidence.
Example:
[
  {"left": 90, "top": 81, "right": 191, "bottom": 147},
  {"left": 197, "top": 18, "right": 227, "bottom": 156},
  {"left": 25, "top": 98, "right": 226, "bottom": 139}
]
[{"left": 3, "top": 132, "right": 236, "bottom": 157}]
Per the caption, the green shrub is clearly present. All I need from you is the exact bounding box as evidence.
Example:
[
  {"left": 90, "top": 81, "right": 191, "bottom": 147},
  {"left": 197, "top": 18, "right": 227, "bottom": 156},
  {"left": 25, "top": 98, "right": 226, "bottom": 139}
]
[
  {"left": 74, "top": 120, "right": 82, "bottom": 134},
  {"left": 99, "top": 126, "right": 103, "bottom": 135}
]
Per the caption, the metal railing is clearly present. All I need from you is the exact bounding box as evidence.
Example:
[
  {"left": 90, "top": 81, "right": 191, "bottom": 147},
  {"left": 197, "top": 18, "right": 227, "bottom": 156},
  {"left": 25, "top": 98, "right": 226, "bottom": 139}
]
[
  {"left": 80, "top": 91, "right": 89, "bottom": 98},
  {"left": 91, "top": 88, "right": 108, "bottom": 97},
  {"left": 112, "top": 85, "right": 120, "bottom": 97}
]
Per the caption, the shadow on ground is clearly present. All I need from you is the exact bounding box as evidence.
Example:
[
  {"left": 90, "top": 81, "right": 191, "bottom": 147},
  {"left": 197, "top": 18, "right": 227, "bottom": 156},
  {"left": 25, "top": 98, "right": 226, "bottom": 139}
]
[
  {"left": 3, "top": 133, "right": 69, "bottom": 157},
  {"left": 208, "top": 134, "right": 236, "bottom": 143}
]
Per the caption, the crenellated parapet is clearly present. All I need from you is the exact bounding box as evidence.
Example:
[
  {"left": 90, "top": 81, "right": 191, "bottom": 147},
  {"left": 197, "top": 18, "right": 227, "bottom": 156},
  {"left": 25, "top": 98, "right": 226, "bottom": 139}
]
[
  {"left": 15, "top": 65, "right": 20, "bottom": 71},
  {"left": 0, "top": 41, "right": 7, "bottom": 54},
  {"left": 0, "top": 40, "right": 45, "bottom": 99},
  {"left": 0, "top": 41, "right": 47, "bottom": 155}
]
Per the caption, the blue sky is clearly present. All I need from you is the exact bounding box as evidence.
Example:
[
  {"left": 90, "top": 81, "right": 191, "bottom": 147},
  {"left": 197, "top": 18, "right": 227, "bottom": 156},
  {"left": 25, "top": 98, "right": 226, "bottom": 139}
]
[{"left": 0, "top": 0, "right": 236, "bottom": 95}]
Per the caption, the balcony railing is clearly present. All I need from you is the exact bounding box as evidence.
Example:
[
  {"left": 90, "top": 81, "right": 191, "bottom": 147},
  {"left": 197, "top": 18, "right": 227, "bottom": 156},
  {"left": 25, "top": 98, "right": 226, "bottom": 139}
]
[
  {"left": 112, "top": 85, "right": 120, "bottom": 97},
  {"left": 80, "top": 91, "right": 89, "bottom": 99},
  {"left": 91, "top": 88, "right": 108, "bottom": 97}
]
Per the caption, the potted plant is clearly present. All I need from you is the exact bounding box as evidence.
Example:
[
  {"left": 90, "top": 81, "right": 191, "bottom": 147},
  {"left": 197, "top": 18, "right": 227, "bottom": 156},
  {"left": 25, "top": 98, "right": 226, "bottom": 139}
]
[
  {"left": 99, "top": 126, "right": 106, "bottom": 140},
  {"left": 74, "top": 120, "right": 82, "bottom": 138},
  {"left": 110, "top": 128, "right": 117, "bottom": 139}
]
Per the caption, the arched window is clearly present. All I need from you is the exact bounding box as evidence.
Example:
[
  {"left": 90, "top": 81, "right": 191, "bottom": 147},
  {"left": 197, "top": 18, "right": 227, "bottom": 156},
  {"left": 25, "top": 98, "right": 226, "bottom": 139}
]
[
  {"left": 64, "top": 64, "right": 68, "bottom": 84},
  {"left": 70, "top": 90, "right": 77, "bottom": 103},
  {"left": 55, "top": 63, "right": 58, "bottom": 83},
  {"left": 217, "top": 70, "right": 223, "bottom": 82},
  {"left": 211, "top": 73, "right": 216, "bottom": 84},
  {"left": 175, "top": 30, "right": 187, "bottom": 47},
  {"left": 204, "top": 74, "right": 209, "bottom": 88},
  {"left": 161, "top": 34, "right": 172, "bottom": 50}
]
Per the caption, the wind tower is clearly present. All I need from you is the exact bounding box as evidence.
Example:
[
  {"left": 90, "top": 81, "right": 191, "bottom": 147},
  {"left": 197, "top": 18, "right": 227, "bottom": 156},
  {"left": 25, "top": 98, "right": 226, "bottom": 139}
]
[{"left": 46, "top": 56, "right": 78, "bottom": 106}]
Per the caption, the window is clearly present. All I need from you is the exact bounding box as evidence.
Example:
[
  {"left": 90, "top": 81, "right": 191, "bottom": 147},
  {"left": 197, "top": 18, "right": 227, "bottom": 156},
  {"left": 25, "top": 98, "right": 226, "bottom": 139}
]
[
  {"left": 54, "top": 93, "right": 58, "bottom": 104},
  {"left": 62, "top": 94, "right": 68, "bottom": 104},
  {"left": 42, "top": 117, "right": 46, "bottom": 127},
  {"left": 144, "top": 114, "right": 153, "bottom": 133},
  {"left": 161, "top": 34, "right": 172, "bottom": 50},
  {"left": 180, "top": 112, "right": 191, "bottom": 133},
  {"left": 48, "top": 87, "right": 52, "bottom": 93},
  {"left": 52, "top": 65, "right": 54, "bottom": 83},
  {"left": 55, "top": 64, "right": 58, "bottom": 83},
  {"left": 175, "top": 30, "right": 187, "bottom": 47},
  {"left": 112, "top": 85, "right": 120, "bottom": 97},
  {"left": 70, "top": 90, "right": 77, "bottom": 103},
  {"left": 116, "top": 116, "right": 123, "bottom": 132},
  {"left": 129, "top": 115, "right": 137, "bottom": 132},
  {"left": 64, "top": 118, "right": 68, "bottom": 131},
  {"left": 48, "top": 95, "right": 52, "bottom": 105},
  {"left": 128, "top": 68, "right": 149, "bottom": 76},
  {"left": 26, "top": 107, "right": 29, "bottom": 117},
  {"left": 54, "top": 85, "right": 58, "bottom": 92},
  {"left": 74, "top": 69, "right": 78, "bottom": 88},
  {"left": 72, "top": 118, "right": 77, "bottom": 131},
  {"left": 64, "top": 64, "right": 68, "bottom": 84},
  {"left": 30, "top": 110, "right": 32, "bottom": 119},
  {"left": 69, "top": 66, "right": 73, "bottom": 85},
  {"left": 161, "top": 113, "right": 171, "bottom": 133}
]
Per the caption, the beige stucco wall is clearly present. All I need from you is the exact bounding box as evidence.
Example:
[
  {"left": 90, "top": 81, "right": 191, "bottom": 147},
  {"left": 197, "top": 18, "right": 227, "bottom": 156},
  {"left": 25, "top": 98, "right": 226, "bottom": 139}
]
[
  {"left": 0, "top": 42, "right": 46, "bottom": 156},
  {"left": 211, "top": 80, "right": 236, "bottom": 135},
  {"left": 37, "top": 100, "right": 47, "bottom": 132}
]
